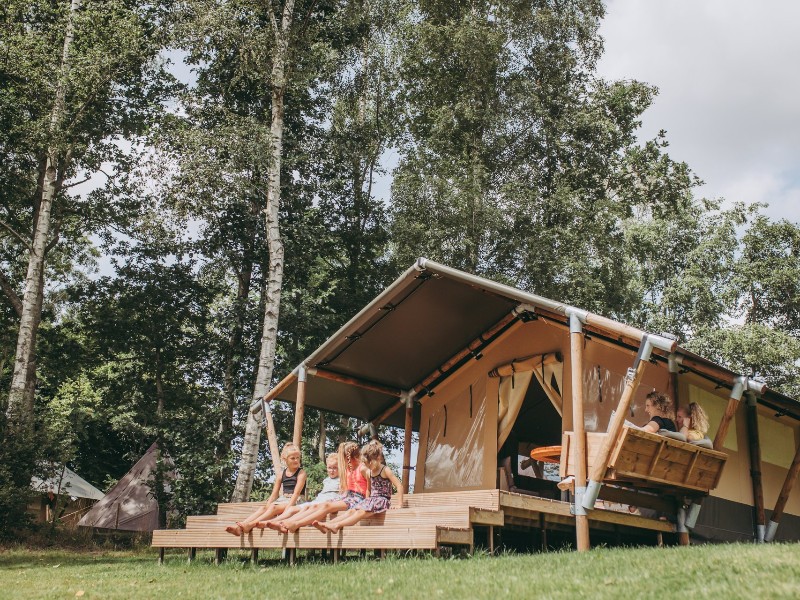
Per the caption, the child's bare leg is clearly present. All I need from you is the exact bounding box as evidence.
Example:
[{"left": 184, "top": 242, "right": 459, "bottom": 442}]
[
  {"left": 225, "top": 502, "right": 271, "bottom": 535},
  {"left": 286, "top": 501, "right": 346, "bottom": 533},
  {"left": 242, "top": 505, "right": 285, "bottom": 533},
  {"left": 260, "top": 504, "right": 304, "bottom": 529},
  {"left": 324, "top": 509, "right": 368, "bottom": 533}
]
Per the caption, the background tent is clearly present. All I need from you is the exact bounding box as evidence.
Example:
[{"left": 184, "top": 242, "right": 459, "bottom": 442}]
[
  {"left": 29, "top": 465, "right": 104, "bottom": 527},
  {"left": 78, "top": 443, "right": 169, "bottom": 532}
]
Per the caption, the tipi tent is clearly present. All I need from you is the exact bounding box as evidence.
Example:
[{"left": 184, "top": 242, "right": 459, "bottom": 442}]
[{"left": 78, "top": 443, "right": 167, "bottom": 532}]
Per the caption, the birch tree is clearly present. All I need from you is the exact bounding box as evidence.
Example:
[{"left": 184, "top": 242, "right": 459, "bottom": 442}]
[{"left": 1, "top": 1, "right": 173, "bottom": 422}]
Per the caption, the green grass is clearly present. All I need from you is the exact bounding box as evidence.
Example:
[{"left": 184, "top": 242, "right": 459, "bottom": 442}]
[{"left": 2, "top": 544, "right": 800, "bottom": 599}]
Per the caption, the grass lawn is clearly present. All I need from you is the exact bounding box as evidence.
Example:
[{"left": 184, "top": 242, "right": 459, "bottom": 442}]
[{"left": 2, "top": 543, "right": 800, "bottom": 599}]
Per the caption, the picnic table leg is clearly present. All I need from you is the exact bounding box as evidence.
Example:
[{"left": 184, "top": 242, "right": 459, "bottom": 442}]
[
  {"left": 250, "top": 548, "right": 258, "bottom": 563},
  {"left": 158, "top": 548, "right": 165, "bottom": 565},
  {"left": 187, "top": 548, "right": 196, "bottom": 563}
]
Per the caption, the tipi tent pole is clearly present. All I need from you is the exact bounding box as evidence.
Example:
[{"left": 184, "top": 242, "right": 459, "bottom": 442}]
[
  {"left": 745, "top": 393, "right": 766, "bottom": 542},
  {"left": 765, "top": 439, "right": 800, "bottom": 542},
  {"left": 568, "top": 311, "right": 590, "bottom": 551},
  {"left": 293, "top": 365, "right": 307, "bottom": 448}
]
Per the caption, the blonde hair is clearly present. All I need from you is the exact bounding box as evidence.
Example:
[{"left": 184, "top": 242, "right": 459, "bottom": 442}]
[
  {"left": 360, "top": 439, "right": 386, "bottom": 467},
  {"left": 646, "top": 391, "right": 675, "bottom": 420},
  {"left": 325, "top": 452, "right": 338, "bottom": 465},
  {"left": 280, "top": 443, "right": 300, "bottom": 464},
  {"left": 686, "top": 402, "right": 709, "bottom": 435},
  {"left": 338, "top": 441, "right": 360, "bottom": 494}
]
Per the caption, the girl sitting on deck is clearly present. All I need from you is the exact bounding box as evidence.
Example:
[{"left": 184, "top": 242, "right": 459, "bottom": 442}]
[
  {"left": 314, "top": 439, "right": 404, "bottom": 534},
  {"left": 255, "top": 452, "right": 340, "bottom": 530},
  {"left": 262, "top": 441, "right": 369, "bottom": 533},
  {"left": 641, "top": 391, "right": 677, "bottom": 434},
  {"left": 677, "top": 402, "right": 710, "bottom": 441},
  {"left": 224, "top": 442, "right": 306, "bottom": 536}
]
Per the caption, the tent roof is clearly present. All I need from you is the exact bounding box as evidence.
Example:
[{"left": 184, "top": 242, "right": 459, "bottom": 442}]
[
  {"left": 269, "top": 258, "right": 800, "bottom": 427},
  {"left": 31, "top": 466, "right": 104, "bottom": 501}
]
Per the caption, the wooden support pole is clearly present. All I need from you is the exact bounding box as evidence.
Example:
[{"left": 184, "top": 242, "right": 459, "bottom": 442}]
[
  {"left": 250, "top": 548, "right": 259, "bottom": 564},
  {"left": 745, "top": 394, "right": 766, "bottom": 542},
  {"left": 402, "top": 395, "right": 414, "bottom": 494},
  {"left": 583, "top": 346, "right": 649, "bottom": 511},
  {"left": 158, "top": 547, "right": 165, "bottom": 565},
  {"left": 187, "top": 547, "right": 196, "bottom": 563},
  {"left": 214, "top": 548, "right": 225, "bottom": 565},
  {"left": 765, "top": 439, "right": 800, "bottom": 542},
  {"left": 713, "top": 379, "right": 745, "bottom": 451},
  {"left": 569, "top": 313, "right": 590, "bottom": 551},
  {"left": 292, "top": 366, "right": 307, "bottom": 449},
  {"left": 312, "top": 368, "right": 403, "bottom": 397},
  {"left": 263, "top": 401, "right": 281, "bottom": 474}
]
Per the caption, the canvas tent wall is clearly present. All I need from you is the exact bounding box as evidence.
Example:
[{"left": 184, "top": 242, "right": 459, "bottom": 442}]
[
  {"left": 258, "top": 258, "right": 800, "bottom": 543},
  {"left": 78, "top": 443, "right": 166, "bottom": 532}
]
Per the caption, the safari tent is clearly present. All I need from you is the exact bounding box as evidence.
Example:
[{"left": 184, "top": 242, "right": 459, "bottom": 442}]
[
  {"left": 29, "top": 465, "right": 104, "bottom": 528},
  {"left": 153, "top": 259, "right": 800, "bottom": 558}
]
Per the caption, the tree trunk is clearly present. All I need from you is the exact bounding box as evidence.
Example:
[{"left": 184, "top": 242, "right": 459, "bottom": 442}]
[
  {"left": 7, "top": 0, "right": 81, "bottom": 420},
  {"left": 231, "top": 0, "right": 295, "bottom": 502},
  {"left": 318, "top": 413, "right": 326, "bottom": 462},
  {"left": 219, "top": 264, "right": 253, "bottom": 453}
]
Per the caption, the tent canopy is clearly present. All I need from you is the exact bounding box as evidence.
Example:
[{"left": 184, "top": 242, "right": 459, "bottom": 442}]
[
  {"left": 269, "top": 258, "right": 800, "bottom": 429},
  {"left": 31, "top": 465, "right": 104, "bottom": 500}
]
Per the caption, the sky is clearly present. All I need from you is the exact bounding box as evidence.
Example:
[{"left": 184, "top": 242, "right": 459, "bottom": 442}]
[{"left": 596, "top": 0, "right": 800, "bottom": 223}]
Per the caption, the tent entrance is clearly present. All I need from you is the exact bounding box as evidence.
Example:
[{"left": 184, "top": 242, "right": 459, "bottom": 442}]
[{"left": 494, "top": 354, "right": 563, "bottom": 499}]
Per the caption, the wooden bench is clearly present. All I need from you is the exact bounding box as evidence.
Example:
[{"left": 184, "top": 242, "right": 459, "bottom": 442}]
[
  {"left": 151, "top": 492, "right": 505, "bottom": 559},
  {"left": 560, "top": 426, "right": 727, "bottom": 495}
]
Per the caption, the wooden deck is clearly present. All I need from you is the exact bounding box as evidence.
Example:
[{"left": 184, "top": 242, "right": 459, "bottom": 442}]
[{"left": 151, "top": 489, "right": 674, "bottom": 559}]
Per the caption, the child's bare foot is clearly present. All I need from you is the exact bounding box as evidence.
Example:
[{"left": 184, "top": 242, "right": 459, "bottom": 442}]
[
  {"left": 326, "top": 523, "right": 341, "bottom": 533},
  {"left": 240, "top": 521, "right": 256, "bottom": 534},
  {"left": 311, "top": 520, "right": 327, "bottom": 533},
  {"left": 254, "top": 521, "right": 269, "bottom": 529},
  {"left": 265, "top": 521, "right": 283, "bottom": 532},
  {"left": 225, "top": 523, "right": 243, "bottom": 536}
]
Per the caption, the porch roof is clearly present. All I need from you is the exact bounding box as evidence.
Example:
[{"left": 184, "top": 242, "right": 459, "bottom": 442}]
[{"left": 267, "top": 259, "right": 800, "bottom": 429}]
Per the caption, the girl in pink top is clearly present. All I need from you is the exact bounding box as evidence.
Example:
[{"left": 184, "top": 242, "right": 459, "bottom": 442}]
[{"left": 315, "top": 440, "right": 404, "bottom": 533}]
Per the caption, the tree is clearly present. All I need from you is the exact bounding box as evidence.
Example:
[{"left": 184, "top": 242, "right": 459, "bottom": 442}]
[{"left": 1, "top": 0, "right": 174, "bottom": 422}]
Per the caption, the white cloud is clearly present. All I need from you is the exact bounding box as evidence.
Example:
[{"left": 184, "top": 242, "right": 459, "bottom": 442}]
[{"left": 598, "top": 0, "right": 800, "bottom": 222}]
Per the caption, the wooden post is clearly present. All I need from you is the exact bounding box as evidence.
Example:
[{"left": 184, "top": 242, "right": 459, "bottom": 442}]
[
  {"left": 402, "top": 394, "right": 414, "bottom": 494},
  {"left": 214, "top": 548, "right": 225, "bottom": 565},
  {"left": 713, "top": 378, "right": 745, "bottom": 451},
  {"left": 158, "top": 547, "right": 165, "bottom": 565},
  {"left": 187, "top": 547, "right": 196, "bottom": 563},
  {"left": 582, "top": 337, "right": 653, "bottom": 511},
  {"left": 292, "top": 365, "right": 307, "bottom": 449},
  {"left": 569, "top": 312, "right": 590, "bottom": 551},
  {"left": 263, "top": 400, "right": 281, "bottom": 473},
  {"left": 745, "top": 394, "right": 766, "bottom": 542},
  {"left": 765, "top": 439, "right": 800, "bottom": 542},
  {"left": 250, "top": 548, "right": 259, "bottom": 563},
  {"left": 686, "top": 377, "right": 748, "bottom": 531}
]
